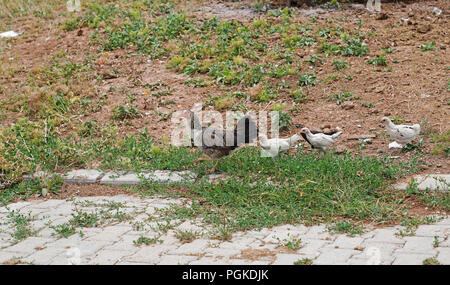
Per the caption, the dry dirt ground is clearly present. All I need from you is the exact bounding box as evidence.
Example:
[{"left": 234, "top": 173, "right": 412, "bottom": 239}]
[{"left": 0, "top": 0, "right": 448, "bottom": 175}]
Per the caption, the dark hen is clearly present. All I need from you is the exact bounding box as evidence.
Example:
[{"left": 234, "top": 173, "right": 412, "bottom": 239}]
[{"left": 183, "top": 110, "right": 258, "bottom": 172}]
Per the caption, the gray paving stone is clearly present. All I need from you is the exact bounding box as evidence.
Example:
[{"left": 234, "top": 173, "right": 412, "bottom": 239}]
[
  {"left": 396, "top": 236, "right": 437, "bottom": 254},
  {"left": 227, "top": 259, "right": 271, "bottom": 265},
  {"left": 0, "top": 251, "right": 28, "bottom": 264},
  {"left": 89, "top": 249, "right": 131, "bottom": 265},
  {"left": 303, "top": 225, "right": 336, "bottom": 241},
  {"left": 116, "top": 261, "right": 154, "bottom": 265},
  {"left": 436, "top": 247, "right": 450, "bottom": 265},
  {"left": 189, "top": 257, "right": 220, "bottom": 265},
  {"left": 392, "top": 253, "right": 436, "bottom": 265},
  {"left": 370, "top": 228, "right": 405, "bottom": 244},
  {"left": 415, "top": 224, "right": 449, "bottom": 237},
  {"left": 142, "top": 170, "right": 197, "bottom": 184},
  {"left": 48, "top": 239, "right": 114, "bottom": 258},
  {"left": 415, "top": 175, "right": 450, "bottom": 191},
  {"left": 394, "top": 174, "right": 450, "bottom": 192},
  {"left": 175, "top": 220, "right": 205, "bottom": 233},
  {"left": 263, "top": 230, "right": 303, "bottom": 244},
  {"left": 100, "top": 171, "right": 196, "bottom": 185},
  {"left": 273, "top": 253, "right": 304, "bottom": 265},
  {"left": 204, "top": 247, "right": 241, "bottom": 258},
  {"left": 124, "top": 245, "right": 173, "bottom": 264},
  {"left": 219, "top": 239, "right": 260, "bottom": 250},
  {"left": 22, "top": 246, "right": 65, "bottom": 265},
  {"left": 159, "top": 232, "right": 180, "bottom": 245},
  {"left": 229, "top": 236, "right": 258, "bottom": 248},
  {"left": 331, "top": 235, "right": 364, "bottom": 249},
  {"left": 5, "top": 202, "right": 31, "bottom": 212},
  {"left": 64, "top": 169, "right": 103, "bottom": 184},
  {"left": 315, "top": 248, "right": 357, "bottom": 265},
  {"left": 3, "top": 237, "right": 54, "bottom": 254},
  {"left": 352, "top": 244, "right": 397, "bottom": 265},
  {"left": 84, "top": 226, "right": 131, "bottom": 242},
  {"left": 360, "top": 241, "right": 402, "bottom": 258},
  {"left": 168, "top": 239, "right": 209, "bottom": 255},
  {"left": 100, "top": 172, "right": 141, "bottom": 185},
  {"left": 439, "top": 237, "right": 450, "bottom": 247},
  {"left": 157, "top": 254, "right": 198, "bottom": 265},
  {"left": 31, "top": 199, "right": 66, "bottom": 209},
  {"left": 298, "top": 239, "right": 330, "bottom": 258},
  {"left": 103, "top": 235, "right": 142, "bottom": 252}
]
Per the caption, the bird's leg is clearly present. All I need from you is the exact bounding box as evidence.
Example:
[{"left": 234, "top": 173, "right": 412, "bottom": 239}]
[
  {"left": 208, "top": 159, "right": 220, "bottom": 173},
  {"left": 193, "top": 157, "right": 211, "bottom": 165},
  {"left": 317, "top": 149, "right": 326, "bottom": 158}
]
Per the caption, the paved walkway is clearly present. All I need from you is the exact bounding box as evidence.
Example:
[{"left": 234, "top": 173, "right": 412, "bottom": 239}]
[{"left": 0, "top": 195, "right": 448, "bottom": 265}]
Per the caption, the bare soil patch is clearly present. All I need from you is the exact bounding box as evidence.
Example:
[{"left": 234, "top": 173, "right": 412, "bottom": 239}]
[{"left": 0, "top": 0, "right": 448, "bottom": 175}]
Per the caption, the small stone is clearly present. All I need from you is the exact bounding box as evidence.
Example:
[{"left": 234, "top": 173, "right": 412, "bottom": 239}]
[
  {"left": 341, "top": 101, "right": 355, "bottom": 110},
  {"left": 417, "top": 24, "right": 431, "bottom": 34},
  {"left": 374, "top": 86, "right": 384, "bottom": 93},
  {"left": 389, "top": 142, "right": 403, "bottom": 149},
  {"left": 64, "top": 169, "right": 103, "bottom": 184},
  {"left": 432, "top": 7, "right": 442, "bottom": 17}
]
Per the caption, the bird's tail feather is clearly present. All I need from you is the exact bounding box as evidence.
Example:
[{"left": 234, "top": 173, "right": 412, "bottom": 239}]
[
  {"left": 331, "top": 131, "right": 343, "bottom": 140},
  {"left": 289, "top": 134, "right": 300, "bottom": 146}
]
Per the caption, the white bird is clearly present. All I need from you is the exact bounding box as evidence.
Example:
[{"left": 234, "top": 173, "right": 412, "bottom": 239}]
[
  {"left": 259, "top": 134, "right": 300, "bottom": 157},
  {"left": 299, "top": 128, "right": 343, "bottom": 153},
  {"left": 381, "top": 117, "right": 420, "bottom": 146}
]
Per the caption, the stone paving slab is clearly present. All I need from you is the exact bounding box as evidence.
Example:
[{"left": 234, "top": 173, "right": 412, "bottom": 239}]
[
  {"left": 63, "top": 169, "right": 104, "bottom": 184},
  {"left": 100, "top": 171, "right": 196, "bottom": 185},
  {"left": 0, "top": 196, "right": 449, "bottom": 265},
  {"left": 393, "top": 174, "right": 450, "bottom": 192}
]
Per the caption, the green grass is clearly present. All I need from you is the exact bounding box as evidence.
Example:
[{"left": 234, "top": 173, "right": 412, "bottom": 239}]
[
  {"left": 328, "top": 221, "right": 364, "bottom": 236},
  {"left": 419, "top": 41, "right": 437, "bottom": 52},
  {"left": 2, "top": 210, "right": 36, "bottom": 242},
  {"left": 1, "top": 0, "right": 447, "bottom": 239},
  {"left": 136, "top": 148, "right": 423, "bottom": 236},
  {"left": 330, "top": 89, "right": 360, "bottom": 105},
  {"left": 133, "top": 235, "right": 161, "bottom": 246},
  {"left": 405, "top": 178, "right": 450, "bottom": 211},
  {"left": 51, "top": 203, "right": 133, "bottom": 238},
  {"left": 175, "top": 229, "right": 200, "bottom": 243},
  {"left": 422, "top": 257, "right": 441, "bottom": 265},
  {"left": 0, "top": 0, "right": 59, "bottom": 22},
  {"left": 332, "top": 59, "right": 349, "bottom": 71},
  {"left": 276, "top": 234, "right": 303, "bottom": 251},
  {"left": 294, "top": 258, "right": 313, "bottom": 265},
  {"left": 367, "top": 56, "right": 387, "bottom": 66}
]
